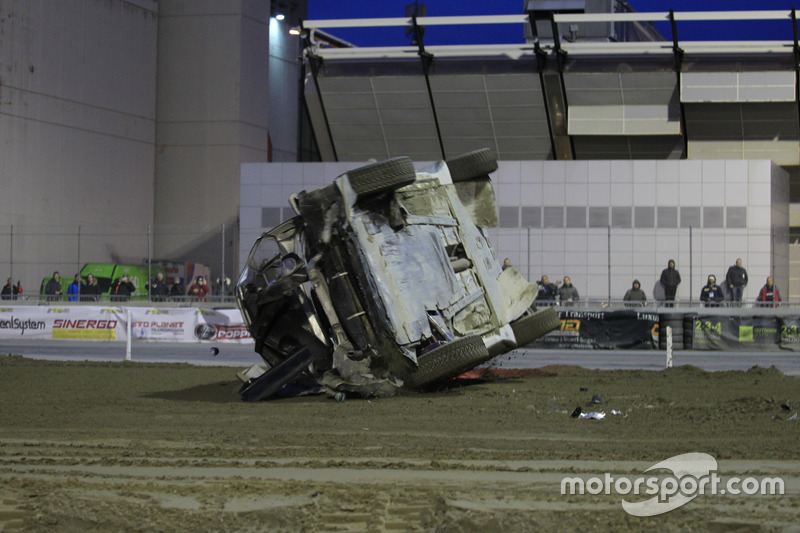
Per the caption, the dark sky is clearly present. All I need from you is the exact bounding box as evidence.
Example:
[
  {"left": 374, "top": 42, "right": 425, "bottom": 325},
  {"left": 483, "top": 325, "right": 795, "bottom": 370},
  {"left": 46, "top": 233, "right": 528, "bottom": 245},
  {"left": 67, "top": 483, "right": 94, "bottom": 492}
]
[{"left": 306, "top": 1, "right": 800, "bottom": 45}]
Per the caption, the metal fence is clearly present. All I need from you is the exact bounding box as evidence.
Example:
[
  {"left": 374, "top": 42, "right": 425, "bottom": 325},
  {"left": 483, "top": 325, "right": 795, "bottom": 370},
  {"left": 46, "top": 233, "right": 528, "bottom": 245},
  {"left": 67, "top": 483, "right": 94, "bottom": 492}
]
[{"left": 0, "top": 222, "right": 239, "bottom": 302}]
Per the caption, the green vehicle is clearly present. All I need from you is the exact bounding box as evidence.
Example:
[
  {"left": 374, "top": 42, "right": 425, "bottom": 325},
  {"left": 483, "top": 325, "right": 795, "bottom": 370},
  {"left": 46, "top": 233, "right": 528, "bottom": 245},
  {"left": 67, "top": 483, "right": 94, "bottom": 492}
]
[{"left": 40, "top": 264, "right": 166, "bottom": 301}]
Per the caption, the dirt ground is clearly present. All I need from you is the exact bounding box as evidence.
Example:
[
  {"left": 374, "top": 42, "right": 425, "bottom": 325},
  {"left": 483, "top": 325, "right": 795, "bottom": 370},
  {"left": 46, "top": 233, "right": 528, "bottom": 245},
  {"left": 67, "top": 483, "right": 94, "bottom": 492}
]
[{"left": 1, "top": 354, "right": 799, "bottom": 532}]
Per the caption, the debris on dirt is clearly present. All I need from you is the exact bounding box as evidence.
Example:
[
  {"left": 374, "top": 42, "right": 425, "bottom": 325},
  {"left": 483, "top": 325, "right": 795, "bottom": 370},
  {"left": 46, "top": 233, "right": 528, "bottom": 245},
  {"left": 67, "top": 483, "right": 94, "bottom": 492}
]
[
  {"left": 570, "top": 406, "right": 582, "bottom": 418},
  {"left": 789, "top": 412, "right": 798, "bottom": 421},
  {"left": 590, "top": 394, "right": 603, "bottom": 404},
  {"left": 611, "top": 409, "right": 627, "bottom": 417},
  {"left": 578, "top": 411, "right": 606, "bottom": 420}
]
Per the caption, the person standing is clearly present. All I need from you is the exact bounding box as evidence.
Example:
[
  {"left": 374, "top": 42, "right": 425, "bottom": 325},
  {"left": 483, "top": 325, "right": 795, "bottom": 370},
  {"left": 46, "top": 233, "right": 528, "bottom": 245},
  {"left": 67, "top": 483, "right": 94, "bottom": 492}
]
[
  {"left": 557, "top": 276, "right": 579, "bottom": 306},
  {"left": 81, "top": 274, "right": 102, "bottom": 302},
  {"left": 535, "top": 275, "right": 560, "bottom": 306},
  {"left": 623, "top": 279, "right": 647, "bottom": 306},
  {"left": 1, "top": 278, "right": 22, "bottom": 300},
  {"left": 67, "top": 274, "right": 83, "bottom": 302},
  {"left": 756, "top": 276, "right": 781, "bottom": 307},
  {"left": 44, "top": 272, "right": 63, "bottom": 301},
  {"left": 111, "top": 274, "right": 135, "bottom": 301},
  {"left": 188, "top": 276, "right": 209, "bottom": 302},
  {"left": 148, "top": 272, "right": 169, "bottom": 302},
  {"left": 725, "top": 258, "right": 748, "bottom": 305},
  {"left": 700, "top": 275, "right": 724, "bottom": 307},
  {"left": 660, "top": 260, "right": 681, "bottom": 306}
]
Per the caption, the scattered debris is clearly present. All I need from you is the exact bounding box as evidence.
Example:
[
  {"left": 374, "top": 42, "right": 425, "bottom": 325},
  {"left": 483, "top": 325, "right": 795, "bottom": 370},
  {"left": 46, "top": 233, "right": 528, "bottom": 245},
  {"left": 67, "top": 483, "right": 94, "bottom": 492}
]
[
  {"left": 590, "top": 394, "right": 603, "bottom": 405},
  {"left": 578, "top": 411, "right": 606, "bottom": 420},
  {"left": 789, "top": 412, "right": 798, "bottom": 421},
  {"left": 611, "top": 409, "right": 627, "bottom": 417},
  {"left": 570, "top": 406, "right": 582, "bottom": 418}
]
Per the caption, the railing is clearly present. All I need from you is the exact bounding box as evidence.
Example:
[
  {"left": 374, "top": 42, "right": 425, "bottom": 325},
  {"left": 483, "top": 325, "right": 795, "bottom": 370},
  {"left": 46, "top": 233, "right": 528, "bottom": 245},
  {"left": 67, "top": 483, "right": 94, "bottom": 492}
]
[{"left": 300, "top": 10, "right": 800, "bottom": 59}]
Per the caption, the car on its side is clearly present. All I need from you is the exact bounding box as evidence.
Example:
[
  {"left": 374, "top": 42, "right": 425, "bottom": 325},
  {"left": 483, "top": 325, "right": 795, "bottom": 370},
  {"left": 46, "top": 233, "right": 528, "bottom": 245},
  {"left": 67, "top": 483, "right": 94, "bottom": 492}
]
[{"left": 236, "top": 148, "right": 560, "bottom": 401}]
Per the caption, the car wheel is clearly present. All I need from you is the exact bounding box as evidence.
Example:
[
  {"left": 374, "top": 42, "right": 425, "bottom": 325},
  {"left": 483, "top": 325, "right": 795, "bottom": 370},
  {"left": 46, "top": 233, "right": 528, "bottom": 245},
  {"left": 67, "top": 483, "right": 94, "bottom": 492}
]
[
  {"left": 510, "top": 307, "right": 561, "bottom": 347},
  {"left": 347, "top": 156, "right": 417, "bottom": 198},
  {"left": 445, "top": 148, "right": 498, "bottom": 182},
  {"left": 404, "top": 335, "right": 491, "bottom": 389}
]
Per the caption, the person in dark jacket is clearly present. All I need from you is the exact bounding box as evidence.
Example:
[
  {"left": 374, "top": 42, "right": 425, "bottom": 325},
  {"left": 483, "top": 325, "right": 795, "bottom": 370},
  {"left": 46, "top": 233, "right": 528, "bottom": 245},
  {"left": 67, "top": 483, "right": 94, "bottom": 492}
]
[
  {"left": 756, "top": 276, "right": 781, "bottom": 307},
  {"left": 44, "top": 272, "right": 63, "bottom": 301},
  {"left": 557, "top": 276, "right": 579, "bottom": 306},
  {"left": 148, "top": 272, "right": 169, "bottom": 302},
  {"left": 700, "top": 275, "right": 724, "bottom": 307},
  {"left": 1, "top": 278, "right": 22, "bottom": 300},
  {"left": 624, "top": 279, "right": 647, "bottom": 306},
  {"left": 660, "top": 260, "right": 681, "bottom": 306},
  {"left": 725, "top": 258, "right": 748, "bottom": 305},
  {"left": 111, "top": 274, "right": 135, "bottom": 301},
  {"left": 535, "top": 275, "right": 560, "bottom": 306},
  {"left": 81, "top": 274, "right": 102, "bottom": 302}
]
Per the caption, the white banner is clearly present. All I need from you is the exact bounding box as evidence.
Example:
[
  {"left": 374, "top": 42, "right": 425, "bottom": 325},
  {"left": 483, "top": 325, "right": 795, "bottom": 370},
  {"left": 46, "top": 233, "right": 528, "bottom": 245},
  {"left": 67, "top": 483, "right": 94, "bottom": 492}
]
[{"left": 0, "top": 305, "right": 252, "bottom": 344}]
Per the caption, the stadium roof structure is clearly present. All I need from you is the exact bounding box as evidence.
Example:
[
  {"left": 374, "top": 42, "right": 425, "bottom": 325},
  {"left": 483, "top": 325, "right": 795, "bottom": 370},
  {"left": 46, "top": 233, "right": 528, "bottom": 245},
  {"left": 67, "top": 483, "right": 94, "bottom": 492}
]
[{"left": 299, "top": 10, "right": 800, "bottom": 168}]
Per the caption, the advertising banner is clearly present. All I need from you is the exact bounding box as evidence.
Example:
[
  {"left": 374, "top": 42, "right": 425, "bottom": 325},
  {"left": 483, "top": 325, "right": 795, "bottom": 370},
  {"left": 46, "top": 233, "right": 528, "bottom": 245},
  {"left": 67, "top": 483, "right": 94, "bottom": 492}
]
[
  {"left": 777, "top": 316, "right": 800, "bottom": 351},
  {"left": 531, "top": 309, "right": 658, "bottom": 350},
  {"left": 0, "top": 305, "right": 127, "bottom": 340},
  {"left": 0, "top": 306, "right": 252, "bottom": 343},
  {"left": 690, "top": 315, "right": 779, "bottom": 350}
]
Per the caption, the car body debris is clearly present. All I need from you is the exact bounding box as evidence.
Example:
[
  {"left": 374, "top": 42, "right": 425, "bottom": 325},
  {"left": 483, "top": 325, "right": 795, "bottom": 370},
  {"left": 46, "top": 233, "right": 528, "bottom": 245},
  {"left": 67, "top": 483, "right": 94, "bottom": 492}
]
[{"left": 234, "top": 148, "right": 561, "bottom": 401}]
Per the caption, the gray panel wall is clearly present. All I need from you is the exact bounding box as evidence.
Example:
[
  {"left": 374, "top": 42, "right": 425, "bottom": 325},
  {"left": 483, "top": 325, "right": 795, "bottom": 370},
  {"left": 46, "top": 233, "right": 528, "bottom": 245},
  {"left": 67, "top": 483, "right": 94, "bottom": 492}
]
[
  {"left": 0, "top": 0, "right": 158, "bottom": 286},
  {"left": 154, "top": 0, "right": 270, "bottom": 276}
]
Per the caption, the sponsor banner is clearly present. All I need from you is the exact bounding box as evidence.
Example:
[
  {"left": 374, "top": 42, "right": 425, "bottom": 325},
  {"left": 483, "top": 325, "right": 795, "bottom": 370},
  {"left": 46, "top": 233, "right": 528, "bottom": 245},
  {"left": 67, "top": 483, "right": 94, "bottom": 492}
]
[
  {"left": 130, "top": 308, "right": 194, "bottom": 341},
  {"left": 0, "top": 306, "right": 126, "bottom": 340},
  {"left": 531, "top": 309, "right": 658, "bottom": 350},
  {"left": 690, "top": 315, "right": 780, "bottom": 350},
  {"left": 0, "top": 306, "right": 252, "bottom": 343},
  {"left": 778, "top": 316, "right": 800, "bottom": 351}
]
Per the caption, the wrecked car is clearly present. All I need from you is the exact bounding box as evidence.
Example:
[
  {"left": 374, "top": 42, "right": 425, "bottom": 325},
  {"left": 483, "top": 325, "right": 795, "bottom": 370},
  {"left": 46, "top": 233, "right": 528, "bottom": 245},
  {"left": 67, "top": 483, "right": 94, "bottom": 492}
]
[{"left": 235, "top": 148, "right": 560, "bottom": 401}]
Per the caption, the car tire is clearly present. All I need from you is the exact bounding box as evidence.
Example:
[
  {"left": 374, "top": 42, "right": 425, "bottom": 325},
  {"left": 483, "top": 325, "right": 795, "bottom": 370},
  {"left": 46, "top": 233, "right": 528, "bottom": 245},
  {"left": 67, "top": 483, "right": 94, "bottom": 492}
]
[
  {"left": 347, "top": 156, "right": 417, "bottom": 198},
  {"left": 404, "top": 335, "right": 491, "bottom": 389},
  {"left": 445, "top": 148, "right": 499, "bottom": 182},
  {"left": 510, "top": 307, "right": 561, "bottom": 347}
]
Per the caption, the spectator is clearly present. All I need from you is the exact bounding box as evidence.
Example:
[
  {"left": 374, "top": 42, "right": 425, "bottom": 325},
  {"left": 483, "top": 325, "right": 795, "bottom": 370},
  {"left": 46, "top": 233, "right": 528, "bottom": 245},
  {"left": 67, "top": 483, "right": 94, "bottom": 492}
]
[
  {"left": 502, "top": 258, "right": 512, "bottom": 271},
  {"left": 169, "top": 277, "right": 186, "bottom": 300},
  {"left": 215, "top": 276, "right": 233, "bottom": 298},
  {"left": 1, "top": 278, "right": 22, "bottom": 300},
  {"left": 111, "top": 274, "right": 135, "bottom": 302},
  {"left": 660, "top": 259, "right": 681, "bottom": 306},
  {"left": 700, "top": 275, "right": 724, "bottom": 307},
  {"left": 148, "top": 272, "right": 169, "bottom": 302},
  {"left": 188, "top": 276, "right": 209, "bottom": 301},
  {"left": 725, "top": 258, "right": 748, "bottom": 305},
  {"left": 557, "top": 276, "right": 579, "bottom": 306},
  {"left": 756, "top": 276, "right": 781, "bottom": 307},
  {"left": 67, "top": 274, "right": 83, "bottom": 302},
  {"left": 44, "top": 271, "right": 63, "bottom": 301},
  {"left": 81, "top": 274, "right": 102, "bottom": 302},
  {"left": 535, "top": 275, "right": 560, "bottom": 306},
  {"left": 623, "top": 279, "right": 647, "bottom": 306}
]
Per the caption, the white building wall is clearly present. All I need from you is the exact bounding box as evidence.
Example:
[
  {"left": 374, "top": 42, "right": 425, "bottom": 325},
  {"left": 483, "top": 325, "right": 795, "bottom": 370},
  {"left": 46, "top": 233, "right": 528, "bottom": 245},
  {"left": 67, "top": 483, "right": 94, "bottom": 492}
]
[
  {"left": 239, "top": 159, "right": 789, "bottom": 304},
  {"left": 0, "top": 0, "right": 158, "bottom": 286}
]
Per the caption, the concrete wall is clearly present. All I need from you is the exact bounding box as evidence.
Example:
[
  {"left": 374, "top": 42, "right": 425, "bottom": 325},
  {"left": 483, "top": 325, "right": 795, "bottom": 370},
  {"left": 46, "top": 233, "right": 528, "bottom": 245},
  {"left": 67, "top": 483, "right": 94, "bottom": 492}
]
[
  {"left": 239, "top": 159, "right": 789, "bottom": 303},
  {"left": 153, "top": 0, "right": 270, "bottom": 280},
  {"left": 0, "top": 0, "right": 158, "bottom": 287}
]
